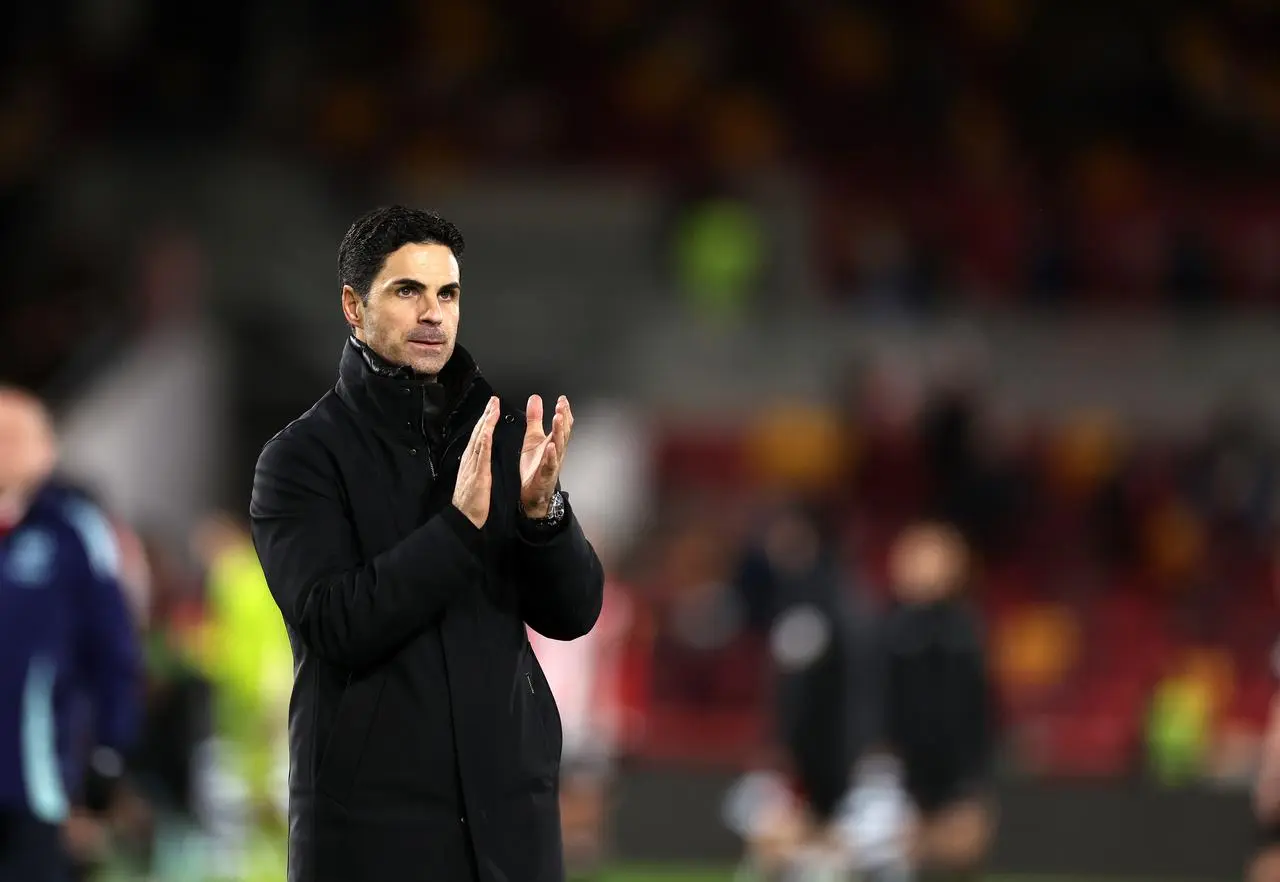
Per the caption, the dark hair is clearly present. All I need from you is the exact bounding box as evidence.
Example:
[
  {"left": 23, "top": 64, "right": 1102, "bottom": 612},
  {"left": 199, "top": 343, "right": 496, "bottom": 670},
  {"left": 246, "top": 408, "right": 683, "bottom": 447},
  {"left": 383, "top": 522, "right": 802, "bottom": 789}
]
[{"left": 338, "top": 205, "right": 466, "bottom": 301}]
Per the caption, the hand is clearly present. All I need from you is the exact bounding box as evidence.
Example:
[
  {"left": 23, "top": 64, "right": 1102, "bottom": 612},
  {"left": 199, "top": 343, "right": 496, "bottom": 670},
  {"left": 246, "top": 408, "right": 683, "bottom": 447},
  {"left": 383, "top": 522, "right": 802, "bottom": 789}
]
[
  {"left": 63, "top": 809, "right": 109, "bottom": 862},
  {"left": 520, "top": 395, "right": 573, "bottom": 518},
  {"left": 452, "top": 397, "right": 500, "bottom": 528}
]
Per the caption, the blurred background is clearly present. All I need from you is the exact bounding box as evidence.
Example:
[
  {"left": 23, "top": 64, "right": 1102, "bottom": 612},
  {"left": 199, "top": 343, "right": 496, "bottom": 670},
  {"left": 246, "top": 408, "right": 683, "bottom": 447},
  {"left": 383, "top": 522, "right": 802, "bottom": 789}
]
[{"left": 6, "top": 0, "right": 1280, "bottom": 878}]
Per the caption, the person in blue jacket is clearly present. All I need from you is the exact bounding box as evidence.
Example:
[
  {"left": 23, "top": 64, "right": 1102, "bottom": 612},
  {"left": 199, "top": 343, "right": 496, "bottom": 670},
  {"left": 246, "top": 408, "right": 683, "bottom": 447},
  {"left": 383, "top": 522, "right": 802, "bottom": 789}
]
[{"left": 0, "top": 387, "right": 142, "bottom": 881}]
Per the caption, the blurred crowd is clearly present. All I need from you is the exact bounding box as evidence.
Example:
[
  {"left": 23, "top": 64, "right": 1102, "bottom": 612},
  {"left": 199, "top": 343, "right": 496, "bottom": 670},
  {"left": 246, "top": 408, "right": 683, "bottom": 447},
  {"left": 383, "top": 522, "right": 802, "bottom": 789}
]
[
  {"left": 624, "top": 354, "right": 1280, "bottom": 782},
  {"left": 5, "top": 0, "right": 1280, "bottom": 334},
  {"left": 53, "top": 345, "right": 1280, "bottom": 876},
  {"left": 7, "top": 0, "right": 1280, "bottom": 878}
]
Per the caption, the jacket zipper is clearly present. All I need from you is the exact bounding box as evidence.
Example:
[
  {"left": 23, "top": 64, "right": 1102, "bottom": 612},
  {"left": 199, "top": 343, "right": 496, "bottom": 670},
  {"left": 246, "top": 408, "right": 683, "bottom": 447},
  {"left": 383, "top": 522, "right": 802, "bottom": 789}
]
[
  {"left": 421, "top": 387, "right": 438, "bottom": 478},
  {"left": 525, "top": 672, "right": 535, "bottom": 695}
]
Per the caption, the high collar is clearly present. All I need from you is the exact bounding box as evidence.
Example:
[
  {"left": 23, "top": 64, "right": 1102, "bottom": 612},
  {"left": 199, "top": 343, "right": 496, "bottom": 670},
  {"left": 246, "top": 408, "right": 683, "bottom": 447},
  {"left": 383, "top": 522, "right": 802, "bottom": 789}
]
[{"left": 336, "top": 336, "right": 488, "bottom": 442}]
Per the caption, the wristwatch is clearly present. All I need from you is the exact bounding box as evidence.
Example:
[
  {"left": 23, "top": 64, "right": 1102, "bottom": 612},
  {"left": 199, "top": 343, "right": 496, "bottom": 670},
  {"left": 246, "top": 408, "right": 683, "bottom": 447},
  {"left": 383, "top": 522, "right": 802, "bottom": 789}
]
[{"left": 522, "top": 490, "right": 566, "bottom": 529}]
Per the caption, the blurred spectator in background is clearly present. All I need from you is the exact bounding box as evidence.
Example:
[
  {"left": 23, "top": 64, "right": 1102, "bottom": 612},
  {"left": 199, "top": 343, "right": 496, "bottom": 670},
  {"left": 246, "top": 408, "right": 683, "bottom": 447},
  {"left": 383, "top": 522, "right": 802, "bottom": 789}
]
[
  {"left": 878, "top": 521, "right": 996, "bottom": 880},
  {"left": 528, "top": 578, "right": 632, "bottom": 880},
  {"left": 1250, "top": 571, "right": 1280, "bottom": 882},
  {"left": 0, "top": 388, "right": 142, "bottom": 881},
  {"left": 728, "top": 500, "right": 878, "bottom": 879},
  {"left": 764, "top": 501, "right": 871, "bottom": 826},
  {"left": 188, "top": 512, "right": 291, "bottom": 881},
  {"left": 1145, "top": 648, "right": 1228, "bottom": 787}
]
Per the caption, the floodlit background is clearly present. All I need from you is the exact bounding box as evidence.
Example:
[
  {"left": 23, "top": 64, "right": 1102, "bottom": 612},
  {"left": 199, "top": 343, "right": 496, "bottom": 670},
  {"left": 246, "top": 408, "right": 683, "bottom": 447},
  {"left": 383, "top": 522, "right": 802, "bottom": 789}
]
[{"left": 5, "top": 0, "right": 1280, "bottom": 879}]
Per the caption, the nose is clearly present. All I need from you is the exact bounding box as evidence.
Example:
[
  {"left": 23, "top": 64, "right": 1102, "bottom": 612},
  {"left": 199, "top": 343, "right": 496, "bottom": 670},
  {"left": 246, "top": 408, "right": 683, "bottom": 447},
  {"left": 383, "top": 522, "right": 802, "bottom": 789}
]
[{"left": 418, "top": 292, "right": 444, "bottom": 323}]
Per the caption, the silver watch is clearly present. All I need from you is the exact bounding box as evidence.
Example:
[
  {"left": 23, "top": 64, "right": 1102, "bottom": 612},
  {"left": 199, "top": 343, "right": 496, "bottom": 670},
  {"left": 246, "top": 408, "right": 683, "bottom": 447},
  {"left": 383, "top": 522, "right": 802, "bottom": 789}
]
[{"left": 524, "top": 490, "right": 565, "bottom": 527}]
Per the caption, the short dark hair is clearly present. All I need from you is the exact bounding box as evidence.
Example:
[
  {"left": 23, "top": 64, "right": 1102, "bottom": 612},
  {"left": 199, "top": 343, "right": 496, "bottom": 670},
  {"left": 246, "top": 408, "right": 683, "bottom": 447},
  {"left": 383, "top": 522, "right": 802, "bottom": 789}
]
[{"left": 338, "top": 205, "right": 466, "bottom": 301}]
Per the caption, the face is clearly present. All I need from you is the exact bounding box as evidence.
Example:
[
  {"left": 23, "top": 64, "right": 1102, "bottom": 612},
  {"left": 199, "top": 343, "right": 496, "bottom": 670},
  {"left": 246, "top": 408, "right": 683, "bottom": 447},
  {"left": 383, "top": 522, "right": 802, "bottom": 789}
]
[
  {"left": 0, "top": 391, "right": 56, "bottom": 499},
  {"left": 343, "top": 242, "right": 461, "bottom": 376},
  {"left": 889, "top": 522, "right": 967, "bottom": 604}
]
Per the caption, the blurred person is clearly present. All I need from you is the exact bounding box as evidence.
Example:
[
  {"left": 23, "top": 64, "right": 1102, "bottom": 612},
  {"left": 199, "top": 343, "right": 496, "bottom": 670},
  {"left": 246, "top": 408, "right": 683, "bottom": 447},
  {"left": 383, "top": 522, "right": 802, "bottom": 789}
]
[
  {"left": 876, "top": 521, "right": 996, "bottom": 881},
  {"left": 730, "top": 502, "right": 885, "bottom": 880},
  {"left": 1249, "top": 568, "right": 1280, "bottom": 882},
  {"left": 527, "top": 578, "right": 631, "bottom": 881},
  {"left": 99, "top": 529, "right": 216, "bottom": 882},
  {"left": 0, "top": 388, "right": 142, "bottom": 881},
  {"left": 766, "top": 504, "right": 869, "bottom": 829},
  {"left": 189, "top": 512, "right": 293, "bottom": 881},
  {"left": 1251, "top": 689, "right": 1280, "bottom": 882},
  {"left": 251, "top": 207, "right": 604, "bottom": 882},
  {"left": 1145, "top": 651, "right": 1219, "bottom": 787}
]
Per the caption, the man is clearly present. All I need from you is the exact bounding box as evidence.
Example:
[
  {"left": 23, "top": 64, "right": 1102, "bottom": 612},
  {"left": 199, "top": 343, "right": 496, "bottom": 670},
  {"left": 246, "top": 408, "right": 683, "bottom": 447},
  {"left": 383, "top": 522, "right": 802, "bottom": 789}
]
[
  {"left": 730, "top": 502, "right": 887, "bottom": 880},
  {"left": 877, "top": 521, "right": 995, "bottom": 880},
  {"left": 251, "top": 206, "right": 604, "bottom": 882},
  {"left": 0, "top": 388, "right": 142, "bottom": 881}
]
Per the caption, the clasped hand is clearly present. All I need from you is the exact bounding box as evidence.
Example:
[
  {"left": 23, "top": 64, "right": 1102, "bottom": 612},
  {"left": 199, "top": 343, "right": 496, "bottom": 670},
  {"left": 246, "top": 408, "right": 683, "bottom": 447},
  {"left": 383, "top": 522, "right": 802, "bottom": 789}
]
[{"left": 452, "top": 395, "right": 574, "bottom": 528}]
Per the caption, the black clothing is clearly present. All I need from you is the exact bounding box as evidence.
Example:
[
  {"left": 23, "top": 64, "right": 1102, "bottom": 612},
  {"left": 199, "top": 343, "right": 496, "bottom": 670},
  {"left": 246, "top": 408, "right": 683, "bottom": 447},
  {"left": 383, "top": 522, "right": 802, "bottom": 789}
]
[
  {"left": 250, "top": 339, "right": 604, "bottom": 882},
  {"left": 1259, "top": 820, "right": 1280, "bottom": 850},
  {"left": 877, "top": 598, "right": 994, "bottom": 814},
  {"left": 0, "top": 811, "right": 68, "bottom": 882},
  {"left": 768, "top": 557, "right": 874, "bottom": 820}
]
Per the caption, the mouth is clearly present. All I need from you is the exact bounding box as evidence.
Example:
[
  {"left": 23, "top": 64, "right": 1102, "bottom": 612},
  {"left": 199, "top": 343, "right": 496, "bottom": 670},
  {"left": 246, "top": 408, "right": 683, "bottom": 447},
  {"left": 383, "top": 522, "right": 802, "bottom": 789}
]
[{"left": 407, "top": 340, "right": 446, "bottom": 351}]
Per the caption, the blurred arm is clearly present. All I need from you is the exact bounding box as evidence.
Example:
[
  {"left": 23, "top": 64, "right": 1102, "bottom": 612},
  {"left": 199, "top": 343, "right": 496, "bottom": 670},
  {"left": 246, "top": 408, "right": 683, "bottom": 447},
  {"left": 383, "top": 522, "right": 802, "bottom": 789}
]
[
  {"left": 250, "top": 434, "right": 482, "bottom": 670},
  {"left": 70, "top": 500, "right": 143, "bottom": 755},
  {"left": 68, "top": 501, "right": 143, "bottom": 811}
]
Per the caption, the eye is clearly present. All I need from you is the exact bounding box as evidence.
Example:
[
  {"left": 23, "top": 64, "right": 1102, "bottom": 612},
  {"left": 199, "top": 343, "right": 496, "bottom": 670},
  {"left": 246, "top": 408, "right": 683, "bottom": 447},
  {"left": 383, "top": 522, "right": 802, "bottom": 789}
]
[
  {"left": 440, "top": 288, "right": 458, "bottom": 301},
  {"left": 398, "top": 285, "right": 417, "bottom": 297}
]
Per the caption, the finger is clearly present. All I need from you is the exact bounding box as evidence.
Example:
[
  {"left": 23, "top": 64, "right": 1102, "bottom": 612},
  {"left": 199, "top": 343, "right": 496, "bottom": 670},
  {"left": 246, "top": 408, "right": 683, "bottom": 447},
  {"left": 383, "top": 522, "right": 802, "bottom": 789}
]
[
  {"left": 465, "top": 397, "right": 496, "bottom": 458},
  {"left": 539, "top": 440, "right": 559, "bottom": 479},
  {"left": 551, "top": 409, "right": 570, "bottom": 454},
  {"left": 465, "top": 399, "right": 494, "bottom": 453},
  {"left": 524, "top": 394, "right": 546, "bottom": 444},
  {"left": 470, "top": 412, "right": 495, "bottom": 490},
  {"left": 558, "top": 396, "right": 574, "bottom": 446},
  {"left": 484, "top": 404, "right": 499, "bottom": 461},
  {"left": 477, "top": 420, "right": 494, "bottom": 481}
]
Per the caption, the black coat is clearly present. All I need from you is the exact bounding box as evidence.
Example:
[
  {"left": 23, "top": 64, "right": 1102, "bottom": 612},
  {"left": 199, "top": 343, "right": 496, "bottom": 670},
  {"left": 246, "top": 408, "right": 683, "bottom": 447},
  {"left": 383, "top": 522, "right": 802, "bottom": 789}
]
[
  {"left": 877, "top": 598, "right": 993, "bottom": 809},
  {"left": 771, "top": 559, "right": 876, "bottom": 820},
  {"left": 250, "top": 339, "right": 604, "bottom": 882}
]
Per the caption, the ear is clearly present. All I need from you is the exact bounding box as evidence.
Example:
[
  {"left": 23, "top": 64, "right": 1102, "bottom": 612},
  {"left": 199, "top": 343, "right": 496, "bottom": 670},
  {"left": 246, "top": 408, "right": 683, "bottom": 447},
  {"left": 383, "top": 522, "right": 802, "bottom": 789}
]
[{"left": 341, "top": 285, "right": 364, "bottom": 330}]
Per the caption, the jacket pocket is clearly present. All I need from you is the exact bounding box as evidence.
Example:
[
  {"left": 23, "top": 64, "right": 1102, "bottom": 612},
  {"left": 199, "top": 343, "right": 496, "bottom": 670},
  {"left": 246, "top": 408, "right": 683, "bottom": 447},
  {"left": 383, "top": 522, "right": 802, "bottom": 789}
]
[
  {"left": 315, "top": 670, "right": 388, "bottom": 805},
  {"left": 524, "top": 655, "right": 563, "bottom": 770}
]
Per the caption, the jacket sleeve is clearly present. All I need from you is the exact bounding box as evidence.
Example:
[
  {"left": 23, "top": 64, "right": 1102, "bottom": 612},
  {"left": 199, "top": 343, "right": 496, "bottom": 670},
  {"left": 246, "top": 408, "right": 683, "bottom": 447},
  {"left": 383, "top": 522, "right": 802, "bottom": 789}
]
[
  {"left": 66, "top": 499, "right": 143, "bottom": 756},
  {"left": 513, "top": 491, "right": 604, "bottom": 641},
  {"left": 250, "top": 434, "right": 484, "bottom": 670}
]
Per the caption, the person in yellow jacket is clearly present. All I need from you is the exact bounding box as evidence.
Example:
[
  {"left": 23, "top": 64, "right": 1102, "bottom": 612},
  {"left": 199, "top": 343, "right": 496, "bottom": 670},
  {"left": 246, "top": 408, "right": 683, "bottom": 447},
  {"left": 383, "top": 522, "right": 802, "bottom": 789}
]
[{"left": 190, "top": 512, "right": 292, "bottom": 882}]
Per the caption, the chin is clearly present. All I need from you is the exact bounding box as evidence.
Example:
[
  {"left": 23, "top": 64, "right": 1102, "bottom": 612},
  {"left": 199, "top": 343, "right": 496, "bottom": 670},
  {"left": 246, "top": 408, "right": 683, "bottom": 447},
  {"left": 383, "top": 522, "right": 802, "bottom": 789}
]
[{"left": 409, "top": 354, "right": 450, "bottom": 376}]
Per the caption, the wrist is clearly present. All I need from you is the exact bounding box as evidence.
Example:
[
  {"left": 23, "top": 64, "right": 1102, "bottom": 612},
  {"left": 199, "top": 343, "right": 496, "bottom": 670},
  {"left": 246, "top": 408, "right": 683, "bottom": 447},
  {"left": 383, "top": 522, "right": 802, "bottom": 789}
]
[
  {"left": 519, "top": 490, "right": 566, "bottom": 529},
  {"left": 520, "top": 497, "right": 551, "bottom": 519}
]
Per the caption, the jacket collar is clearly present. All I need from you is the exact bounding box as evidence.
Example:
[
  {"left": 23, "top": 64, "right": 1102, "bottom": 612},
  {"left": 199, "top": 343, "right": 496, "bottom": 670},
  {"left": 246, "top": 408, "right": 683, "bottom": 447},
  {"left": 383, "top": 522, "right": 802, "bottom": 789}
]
[{"left": 335, "top": 336, "right": 489, "bottom": 442}]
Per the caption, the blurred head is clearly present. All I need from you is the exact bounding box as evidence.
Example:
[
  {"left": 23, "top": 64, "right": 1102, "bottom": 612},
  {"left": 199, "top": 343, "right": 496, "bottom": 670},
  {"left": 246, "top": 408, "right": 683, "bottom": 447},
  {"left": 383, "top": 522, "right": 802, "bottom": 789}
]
[
  {"left": 339, "top": 206, "right": 466, "bottom": 376},
  {"left": 763, "top": 506, "right": 822, "bottom": 579},
  {"left": 0, "top": 387, "right": 56, "bottom": 506},
  {"left": 889, "top": 521, "right": 968, "bottom": 603},
  {"left": 189, "top": 511, "right": 248, "bottom": 570}
]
